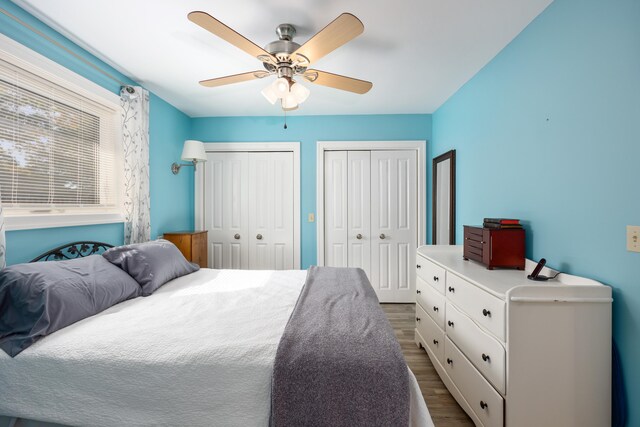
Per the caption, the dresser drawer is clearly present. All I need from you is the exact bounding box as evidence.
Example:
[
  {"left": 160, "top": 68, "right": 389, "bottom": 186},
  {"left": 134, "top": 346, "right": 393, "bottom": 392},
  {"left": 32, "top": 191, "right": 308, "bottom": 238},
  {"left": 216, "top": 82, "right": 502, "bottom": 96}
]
[
  {"left": 445, "top": 303, "right": 506, "bottom": 394},
  {"left": 416, "top": 304, "right": 445, "bottom": 365},
  {"left": 416, "top": 276, "right": 446, "bottom": 329},
  {"left": 446, "top": 272, "right": 506, "bottom": 341},
  {"left": 416, "top": 255, "right": 445, "bottom": 294},
  {"left": 444, "top": 337, "right": 504, "bottom": 427}
]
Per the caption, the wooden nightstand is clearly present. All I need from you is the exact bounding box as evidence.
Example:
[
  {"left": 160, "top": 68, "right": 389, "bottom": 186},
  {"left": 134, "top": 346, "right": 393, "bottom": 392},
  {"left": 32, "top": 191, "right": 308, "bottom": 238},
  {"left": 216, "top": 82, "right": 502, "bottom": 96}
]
[{"left": 163, "top": 231, "right": 208, "bottom": 268}]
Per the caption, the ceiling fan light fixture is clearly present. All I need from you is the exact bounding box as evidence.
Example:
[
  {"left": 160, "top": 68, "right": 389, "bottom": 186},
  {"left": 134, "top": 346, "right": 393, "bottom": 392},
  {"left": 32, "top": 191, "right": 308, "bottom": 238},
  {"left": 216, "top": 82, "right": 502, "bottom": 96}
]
[
  {"left": 273, "top": 77, "right": 290, "bottom": 98},
  {"left": 261, "top": 84, "right": 278, "bottom": 104},
  {"left": 290, "top": 82, "right": 310, "bottom": 104},
  {"left": 281, "top": 93, "right": 298, "bottom": 111}
]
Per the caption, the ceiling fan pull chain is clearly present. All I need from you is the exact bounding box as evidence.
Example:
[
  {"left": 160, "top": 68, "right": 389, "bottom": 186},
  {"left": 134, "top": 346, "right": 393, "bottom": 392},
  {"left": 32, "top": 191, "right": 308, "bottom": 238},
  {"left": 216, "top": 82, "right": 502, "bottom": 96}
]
[{"left": 284, "top": 109, "right": 288, "bottom": 129}]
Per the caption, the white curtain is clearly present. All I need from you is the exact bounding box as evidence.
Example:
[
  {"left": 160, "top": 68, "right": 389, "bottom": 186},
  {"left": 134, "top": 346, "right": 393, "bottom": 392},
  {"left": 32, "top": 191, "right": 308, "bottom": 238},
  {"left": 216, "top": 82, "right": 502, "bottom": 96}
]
[
  {"left": 120, "top": 86, "right": 151, "bottom": 244},
  {"left": 0, "top": 187, "right": 6, "bottom": 269}
]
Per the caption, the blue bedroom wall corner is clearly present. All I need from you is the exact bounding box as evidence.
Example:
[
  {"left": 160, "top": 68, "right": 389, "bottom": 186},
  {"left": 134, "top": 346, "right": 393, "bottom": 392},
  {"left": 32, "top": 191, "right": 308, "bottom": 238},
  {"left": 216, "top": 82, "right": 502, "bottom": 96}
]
[{"left": 431, "top": 0, "right": 640, "bottom": 424}]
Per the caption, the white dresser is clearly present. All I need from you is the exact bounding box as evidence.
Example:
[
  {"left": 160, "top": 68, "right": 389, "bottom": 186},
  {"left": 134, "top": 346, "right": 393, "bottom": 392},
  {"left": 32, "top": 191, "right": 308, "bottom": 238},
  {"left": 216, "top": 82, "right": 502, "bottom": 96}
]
[{"left": 414, "top": 245, "right": 612, "bottom": 427}]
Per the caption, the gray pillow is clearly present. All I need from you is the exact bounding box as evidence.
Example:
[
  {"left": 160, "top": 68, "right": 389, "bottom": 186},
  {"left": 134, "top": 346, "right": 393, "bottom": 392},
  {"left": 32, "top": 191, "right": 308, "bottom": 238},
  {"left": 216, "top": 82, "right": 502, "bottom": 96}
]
[
  {"left": 0, "top": 255, "right": 141, "bottom": 357},
  {"left": 102, "top": 239, "right": 199, "bottom": 296}
]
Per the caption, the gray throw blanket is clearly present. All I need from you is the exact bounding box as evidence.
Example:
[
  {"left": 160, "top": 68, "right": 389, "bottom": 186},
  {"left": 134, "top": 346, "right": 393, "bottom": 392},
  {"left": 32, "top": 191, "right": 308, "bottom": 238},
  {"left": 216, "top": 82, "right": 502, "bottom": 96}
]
[{"left": 271, "top": 266, "right": 410, "bottom": 427}]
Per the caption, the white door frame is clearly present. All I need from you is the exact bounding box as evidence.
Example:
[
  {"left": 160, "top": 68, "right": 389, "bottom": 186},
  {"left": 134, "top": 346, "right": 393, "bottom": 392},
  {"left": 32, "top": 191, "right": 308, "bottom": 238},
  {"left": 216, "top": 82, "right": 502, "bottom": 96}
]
[
  {"left": 316, "top": 140, "right": 427, "bottom": 266},
  {"left": 195, "top": 142, "right": 301, "bottom": 269}
]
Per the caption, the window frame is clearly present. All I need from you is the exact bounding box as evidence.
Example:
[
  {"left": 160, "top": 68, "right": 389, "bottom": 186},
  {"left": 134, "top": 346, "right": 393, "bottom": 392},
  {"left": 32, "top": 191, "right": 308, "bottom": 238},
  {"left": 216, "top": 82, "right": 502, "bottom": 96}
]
[{"left": 0, "top": 33, "right": 124, "bottom": 231}]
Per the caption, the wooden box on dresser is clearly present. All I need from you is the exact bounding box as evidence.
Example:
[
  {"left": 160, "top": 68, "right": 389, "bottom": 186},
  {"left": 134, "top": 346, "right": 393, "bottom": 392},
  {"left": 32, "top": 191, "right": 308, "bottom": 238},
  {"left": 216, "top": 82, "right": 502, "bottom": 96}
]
[{"left": 414, "top": 245, "right": 612, "bottom": 427}]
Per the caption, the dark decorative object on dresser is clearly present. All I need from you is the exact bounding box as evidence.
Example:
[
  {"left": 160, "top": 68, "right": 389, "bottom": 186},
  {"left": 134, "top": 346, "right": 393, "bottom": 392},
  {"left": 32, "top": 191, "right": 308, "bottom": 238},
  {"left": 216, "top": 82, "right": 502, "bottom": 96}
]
[
  {"left": 463, "top": 225, "right": 525, "bottom": 270},
  {"left": 163, "top": 231, "right": 208, "bottom": 268}
]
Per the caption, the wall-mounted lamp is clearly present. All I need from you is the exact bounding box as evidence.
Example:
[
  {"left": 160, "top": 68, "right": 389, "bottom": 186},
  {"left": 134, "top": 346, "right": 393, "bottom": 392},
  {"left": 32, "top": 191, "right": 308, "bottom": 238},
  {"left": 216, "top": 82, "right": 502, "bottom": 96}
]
[{"left": 171, "top": 140, "right": 207, "bottom": 174}]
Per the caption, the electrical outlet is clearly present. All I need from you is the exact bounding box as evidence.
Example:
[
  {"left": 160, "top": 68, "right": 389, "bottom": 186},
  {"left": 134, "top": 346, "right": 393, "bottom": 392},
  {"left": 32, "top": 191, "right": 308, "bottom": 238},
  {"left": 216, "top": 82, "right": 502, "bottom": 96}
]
[
  {"left": 627, "top": 225, "right": 640, "bottom": 253},
  {"left": 308, "top": 213, "right": 315, "bottom": 223}
]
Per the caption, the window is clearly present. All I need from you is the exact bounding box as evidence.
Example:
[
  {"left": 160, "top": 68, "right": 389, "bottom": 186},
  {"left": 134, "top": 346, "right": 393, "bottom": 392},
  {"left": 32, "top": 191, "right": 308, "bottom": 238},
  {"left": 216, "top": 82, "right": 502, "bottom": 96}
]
[{"left": 0, "top": 39, "right": 122, "bottom": 230}]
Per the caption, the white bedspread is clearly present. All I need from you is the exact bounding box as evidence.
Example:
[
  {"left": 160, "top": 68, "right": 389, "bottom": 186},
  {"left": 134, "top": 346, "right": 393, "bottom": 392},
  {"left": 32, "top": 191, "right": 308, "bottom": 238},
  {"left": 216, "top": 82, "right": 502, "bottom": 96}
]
[{"left": 0, "top": 269, "right": 433, "bottom": 427}]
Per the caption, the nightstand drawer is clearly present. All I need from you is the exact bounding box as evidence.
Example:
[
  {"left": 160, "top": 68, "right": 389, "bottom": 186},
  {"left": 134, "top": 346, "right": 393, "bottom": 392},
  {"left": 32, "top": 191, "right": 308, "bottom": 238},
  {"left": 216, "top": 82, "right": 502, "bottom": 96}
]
[
  {"left": 444, "top": 337, "right": 504, "bottom": 427},
  {"left": 445, "top": 303, "right": 506, "bottom": 394},
  {"left": 446, "top": 272, "right": 505, "bottom": 341},
  {"left": 416, "top": 276, "right": 445, "bottom": 329},
  {"left": 416, "top": 304, "right": 444, "bottom": 366},
  {"left": 416, "top": 255, "right": 445, "bottom": 294}
]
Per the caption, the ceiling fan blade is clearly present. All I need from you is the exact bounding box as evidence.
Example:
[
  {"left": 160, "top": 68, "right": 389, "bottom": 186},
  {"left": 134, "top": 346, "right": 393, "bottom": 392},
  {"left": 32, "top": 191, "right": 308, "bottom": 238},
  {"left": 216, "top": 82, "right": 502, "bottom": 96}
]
[
  {"left": 291, "top": 13, "right": 364, "bottom": 66},
  {"left": 188, "top": 11, "right": 276, "bottom": 64},
  {"left": 200, "top": 71, "right": 270, "bottom": 88},
  {"left": 303, "top": 69, "right": 372, "bottom": 94}
]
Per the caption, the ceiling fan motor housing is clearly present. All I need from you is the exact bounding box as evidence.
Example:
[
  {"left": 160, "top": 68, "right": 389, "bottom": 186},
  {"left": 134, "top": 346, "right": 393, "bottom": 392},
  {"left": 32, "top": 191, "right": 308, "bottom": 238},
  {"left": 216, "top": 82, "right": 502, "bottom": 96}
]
[{"left": 263, "top": 24, "right": 306, "bottom": 75}]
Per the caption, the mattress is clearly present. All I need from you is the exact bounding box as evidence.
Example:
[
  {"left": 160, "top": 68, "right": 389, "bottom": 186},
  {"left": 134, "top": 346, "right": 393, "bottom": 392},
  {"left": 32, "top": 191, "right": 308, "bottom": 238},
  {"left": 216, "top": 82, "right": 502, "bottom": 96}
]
[{"left": 0, "top": 269, "right": 432, "bottom": 427}]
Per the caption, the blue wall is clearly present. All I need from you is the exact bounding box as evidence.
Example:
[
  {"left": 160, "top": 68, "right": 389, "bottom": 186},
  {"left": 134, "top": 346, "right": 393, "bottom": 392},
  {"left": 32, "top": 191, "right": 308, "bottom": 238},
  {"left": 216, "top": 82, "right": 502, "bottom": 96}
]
[
  {"left": 191, "top": 114, "right": 432, "bottom": 268},
  {"left": 432, "top": 0, "right": 639, "bottom": 423},
  {"left": 1, "top": 0, "right": 193, "bottom": 264}
]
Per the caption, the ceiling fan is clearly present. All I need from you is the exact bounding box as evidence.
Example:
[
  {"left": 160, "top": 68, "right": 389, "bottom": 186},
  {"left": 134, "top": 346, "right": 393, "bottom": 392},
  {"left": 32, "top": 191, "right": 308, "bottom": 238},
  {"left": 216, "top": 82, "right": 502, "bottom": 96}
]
[{"left": 188, "top": 11, "right": 373, "bottom": 112}]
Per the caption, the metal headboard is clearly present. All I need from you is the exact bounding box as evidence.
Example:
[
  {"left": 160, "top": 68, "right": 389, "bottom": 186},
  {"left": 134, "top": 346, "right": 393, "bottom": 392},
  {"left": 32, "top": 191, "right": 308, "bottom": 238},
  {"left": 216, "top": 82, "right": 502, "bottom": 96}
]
[{"left": 30, "top": 241, "right": 114, "bottom": 263}]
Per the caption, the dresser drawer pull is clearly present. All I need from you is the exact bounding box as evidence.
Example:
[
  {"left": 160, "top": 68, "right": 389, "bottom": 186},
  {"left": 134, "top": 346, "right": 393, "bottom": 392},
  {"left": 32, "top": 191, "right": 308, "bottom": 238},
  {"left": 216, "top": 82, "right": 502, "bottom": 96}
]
[
  {"left": 433, "top": 306, "right": 439, "bottom": 312},
  {"left": 446, "top": 358, "right": 453, "bottom": 365},
  {"left": 433, "top": 276, "right": 439, "bottom": 282},
  {"left": 482, "top": 353, "right": 491, "bottom": 362},
  {"left": 482, "top": 308, "right": 491, "bottom": 317},
  {"left": 416, "top": 264, "right": 421, "bottom": 269},
  {"left": 480, "top": 241, "right": 486, "bottom": 244},
  {"left": 480, "top": 401, "right": 488, "bottom": 410},
  {"left": 433, "top": 339, "right": 439, "bottom": 345},
  {"left": 416, "top": 290, "right": 421, "bottom": 294},
  {"left": 447, "top": 320, "right": 454, "bottom": 327},
  {"left": 416, "top": 317, "right": 421, "bottom": 322},
  {"left": 448, "top": 286, "right": 455, "bottom": 293}
]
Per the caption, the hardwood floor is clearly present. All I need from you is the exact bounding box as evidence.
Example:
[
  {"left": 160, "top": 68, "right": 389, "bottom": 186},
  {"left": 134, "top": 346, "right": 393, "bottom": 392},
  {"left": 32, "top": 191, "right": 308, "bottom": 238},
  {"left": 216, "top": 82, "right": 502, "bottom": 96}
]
[{"left": 381, "top": 303, "right": 473, "bottom": 427}]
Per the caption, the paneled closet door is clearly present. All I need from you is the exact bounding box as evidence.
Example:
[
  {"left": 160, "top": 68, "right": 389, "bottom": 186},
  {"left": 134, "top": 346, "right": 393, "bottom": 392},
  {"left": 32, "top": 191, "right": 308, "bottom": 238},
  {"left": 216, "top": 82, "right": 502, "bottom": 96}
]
[
  {"left": 248, "top": 152, "right": 295, "bottom": 270},
  {"left": 347, "top": 151, "right": 371, "bottom": 279},
  {"left": 370, "top": 150, "right": 417, "bottom": 302},
  {"left": 324, "top": 151, "right": 348, "bottom": 267},
  {"left": 204, "top": 152, "right": 249, "bottom": 269}
]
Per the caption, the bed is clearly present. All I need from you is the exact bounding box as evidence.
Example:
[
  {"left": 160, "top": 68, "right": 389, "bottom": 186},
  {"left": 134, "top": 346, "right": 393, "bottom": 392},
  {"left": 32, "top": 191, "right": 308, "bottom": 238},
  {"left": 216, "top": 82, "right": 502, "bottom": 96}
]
[{"left": 0, "top": 242, "right": 433, "bottom": 427}]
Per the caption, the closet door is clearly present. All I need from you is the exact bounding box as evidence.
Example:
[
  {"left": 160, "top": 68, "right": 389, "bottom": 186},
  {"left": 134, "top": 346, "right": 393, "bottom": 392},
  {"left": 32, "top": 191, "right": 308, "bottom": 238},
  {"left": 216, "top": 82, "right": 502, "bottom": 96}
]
[
  {"left": 324, "top": 151, "right": 348, "bottom": 267},
  {"left": 248, "top": 152, "right": 295, "bottom": 270},
  {"left": 347, "top": 151, "right": 371, "bottom": 278},
  {"left": 204, "top": 152, "right": 249, "bottom": 269},
  {"left": 370, "top": 150, "right": 417, "bottom": 302}
]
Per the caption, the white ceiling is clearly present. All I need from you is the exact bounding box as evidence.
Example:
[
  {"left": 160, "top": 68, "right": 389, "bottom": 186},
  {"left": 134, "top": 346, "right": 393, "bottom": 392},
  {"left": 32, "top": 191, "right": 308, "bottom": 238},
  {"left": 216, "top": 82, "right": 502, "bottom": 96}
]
[{"left": 12, "top": 0, "right": 552, "bottom": 117}]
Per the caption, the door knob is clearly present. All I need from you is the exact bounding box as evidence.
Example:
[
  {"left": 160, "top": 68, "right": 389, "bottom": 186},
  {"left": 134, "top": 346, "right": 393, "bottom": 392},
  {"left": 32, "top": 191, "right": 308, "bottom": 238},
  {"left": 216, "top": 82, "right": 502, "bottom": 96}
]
[
  {"left": 379, "top": 233, "right": 386, "bottom": 239},
  {"left": 256, "top": 234, "right": 263, "bottom": 240},
  {"left": 234, "top": 234, "right": 240, "bottom": 240},
  {"left": 356, "top": 234, "right": 363, "bottom": 240}
]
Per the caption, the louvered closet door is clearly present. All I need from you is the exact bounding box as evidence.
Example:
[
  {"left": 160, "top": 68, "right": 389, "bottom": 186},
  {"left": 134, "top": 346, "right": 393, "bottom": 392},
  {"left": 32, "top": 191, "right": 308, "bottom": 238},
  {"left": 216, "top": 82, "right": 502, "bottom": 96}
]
[
  {"left": 248, "top": 152, "right": 295, "bottom": 270},
  {"left": 204, "top": 152, "right": 249, "bottom": 269},
  {"left": 370, "top": 150, "right": 417, "bottom": 302}
]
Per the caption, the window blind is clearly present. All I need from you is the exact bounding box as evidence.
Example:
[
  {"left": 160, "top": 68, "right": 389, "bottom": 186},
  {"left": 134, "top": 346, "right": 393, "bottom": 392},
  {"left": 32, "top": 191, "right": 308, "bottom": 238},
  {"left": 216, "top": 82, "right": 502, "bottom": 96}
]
[{"left": 0, "top": 57, "right": 120, "bottom": 214}]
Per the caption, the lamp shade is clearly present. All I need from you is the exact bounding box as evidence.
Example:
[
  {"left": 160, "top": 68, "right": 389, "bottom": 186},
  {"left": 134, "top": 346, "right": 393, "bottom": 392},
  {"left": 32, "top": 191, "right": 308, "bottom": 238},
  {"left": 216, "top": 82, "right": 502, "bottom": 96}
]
[
  {"left": 290, "top": 82, "right": 310, "bottom": 104},
  {"left": 273, "top": 77, "right": 290, "bottom": 98},
  {"left": 181, "top": 140, "right": 207, "bottom": 162},
  {"left": 261, "top": 84, "right": 278, "bottom": 105},
  {"left": 281, "top": 94, "right": 299, "bottom": 111}
]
